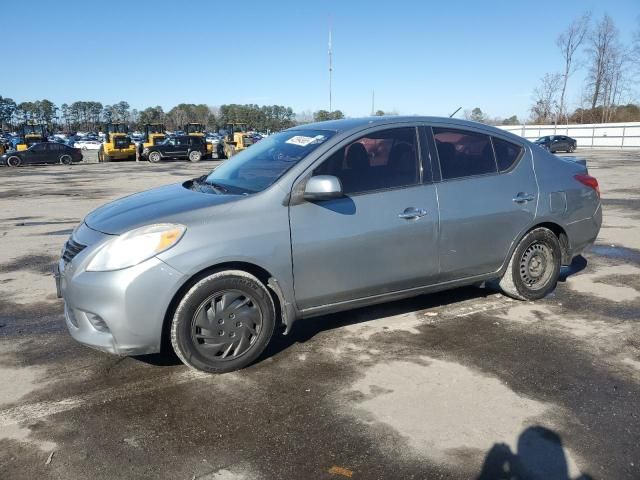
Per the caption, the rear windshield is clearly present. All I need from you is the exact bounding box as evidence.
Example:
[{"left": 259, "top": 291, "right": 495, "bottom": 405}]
[{"left": 205, "top": 129, "right": 334, "bottom": 193}]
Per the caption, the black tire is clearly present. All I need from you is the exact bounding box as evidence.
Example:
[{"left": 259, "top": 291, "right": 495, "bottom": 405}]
[
  {"left": 59, "top": 154, "right": 72, "bottom": 165},
  {"left": 171, "top": 270, "right": 276, "bottom": 373},
  {"left": 148, "top": 151, "right": 161, "bottom": 163},
  {"left": 498, "top": 227, "right": 561, "bottom": 301},
  {"left": 7, "top": 155, "right": 21, "bottom": 167},
  {"left": 188, "top": 150, "right": 202, "bottom": 162}
]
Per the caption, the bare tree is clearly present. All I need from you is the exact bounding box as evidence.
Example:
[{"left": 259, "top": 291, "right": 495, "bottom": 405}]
[
  {"left": 530, "top": 73, "right": 562, "bottom": 124},
  {"left": 600, "top": 45, "right": 633, "bottom": 122},
  {"left": 556, "top": 12, "right": 590, "bottom": 123},
  {"left": 586, "top": 14, "right": 618, "bottom": 109}
]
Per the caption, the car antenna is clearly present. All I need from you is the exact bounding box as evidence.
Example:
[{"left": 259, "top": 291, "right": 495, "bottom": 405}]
[{"left": 449, "top": 107, "right": 462, "bottom": 118}]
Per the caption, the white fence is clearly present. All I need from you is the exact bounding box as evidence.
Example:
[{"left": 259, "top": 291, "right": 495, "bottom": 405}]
[{"left": 497, "top": 122, "right": 640, "bottom": 149}]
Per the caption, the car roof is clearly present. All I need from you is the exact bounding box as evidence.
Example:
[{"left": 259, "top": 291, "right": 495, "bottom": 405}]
[{"left": 290, "top": 116, "right": 508, "bottom": 134}]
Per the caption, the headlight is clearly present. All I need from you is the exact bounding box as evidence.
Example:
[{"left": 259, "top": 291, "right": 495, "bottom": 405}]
[
  {"left": 143, "top": 148, "right": 149, "bottom": 153},
  {"left": 86, "top": 223, "right": 186, "bottom": 272}
]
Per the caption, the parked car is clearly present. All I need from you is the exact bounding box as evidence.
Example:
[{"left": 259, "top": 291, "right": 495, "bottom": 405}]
[
  {"left": 2, "top": 142, "right": 83, "bottom": 166},
  {"left": 141, "top": 135, "right": 207, "bottom": 162},
  {"left": 74, "top": 139, "right": 102, "bottom": 150},
  {"left": 55, "top": 116, "right": 601, "bottom": 373},
  {"left": 534, "top": 135, "right": 577, "bottom": 153}
]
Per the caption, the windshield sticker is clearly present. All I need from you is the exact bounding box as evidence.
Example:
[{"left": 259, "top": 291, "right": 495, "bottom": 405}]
[{"left": 285, "top": 135, "right": 325, "bottom": 147}]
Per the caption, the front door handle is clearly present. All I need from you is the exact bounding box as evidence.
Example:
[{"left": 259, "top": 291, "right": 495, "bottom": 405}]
[
  {"left": 512, "top": 193, "right": 535, "bottom": 203},
  {"left": 398, "top": 207, "right": 428, "bottom": 219}
]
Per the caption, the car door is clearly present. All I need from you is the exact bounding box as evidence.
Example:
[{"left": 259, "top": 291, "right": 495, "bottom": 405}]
[
  {"left": 175, "top": 137, "right": 189, "bottom": 157},
  {"left": 48, "top": 143, "right": 64, "bottom": 163},
  {"left": 289, "top": 126, "right": 439, "bottom": 311},
  {"left": 430, "top": 126, "right": 537, "bottom": 281},
  {"left": 27, "top": 143, "right": 47, "bottom": 164}
]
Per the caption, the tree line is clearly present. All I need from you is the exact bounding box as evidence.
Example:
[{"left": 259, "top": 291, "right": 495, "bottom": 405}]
[{"left": 0, "top": 97, "right": 323, "bottom": 133}]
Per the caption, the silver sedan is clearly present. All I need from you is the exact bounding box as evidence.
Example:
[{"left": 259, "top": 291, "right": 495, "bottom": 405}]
[{"left": 56, "top": 116, "right": 602, "bottom": 373}]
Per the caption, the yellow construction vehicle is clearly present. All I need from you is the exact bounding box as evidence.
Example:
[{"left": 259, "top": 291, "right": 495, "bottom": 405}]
[
  {"left": 222, "top": 122, "right": 253, "bottom": 158},
  {"left": 17, "top": 123, "right": 47, "bottom": 151},
  {"left": 183, "top": 123, "right": 213, "bottom": 158},
  {"left": 98, "top": 123, "right": 136, "bottom": 162},
  {"left": 139, "top": 123, "right": 166, "bottom": 156}
]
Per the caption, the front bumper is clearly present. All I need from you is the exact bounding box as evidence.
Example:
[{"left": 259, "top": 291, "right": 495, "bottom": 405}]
[{"left": 57, "top": 226, "right": 188, "bottom": 356}]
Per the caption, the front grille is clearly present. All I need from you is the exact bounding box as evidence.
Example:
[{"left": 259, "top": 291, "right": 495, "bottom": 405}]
[{"left": 62, "top": 238, "right": 86, "bottom": 264}]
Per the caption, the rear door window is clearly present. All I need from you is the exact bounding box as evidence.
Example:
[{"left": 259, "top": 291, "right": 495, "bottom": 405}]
[
  {"left": 433, "top": 128, "right": 497, "bottom": 180},
  {"left": 492, "top": 137, "right": 523, "bottom": 171}
]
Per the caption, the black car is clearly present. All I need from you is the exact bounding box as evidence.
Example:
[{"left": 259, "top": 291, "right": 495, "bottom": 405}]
[
  {"left": 1, "top": 142, "right": 83, "bottom": 167},
  {"left": 534, "top": 135, "right": 577, "bottom": 153},
  {"left": 141, "top": 135, "right": 207, "bottom": 163}
]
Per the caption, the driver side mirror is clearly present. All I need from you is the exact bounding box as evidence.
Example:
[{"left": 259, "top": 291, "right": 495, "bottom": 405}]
[{"left": 303, "top": 175, "right": 343, "bottom": 201}]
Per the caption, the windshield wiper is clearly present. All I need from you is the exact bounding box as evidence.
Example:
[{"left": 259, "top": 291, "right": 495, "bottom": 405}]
[{"left": 203, "top": 180, "right": 228, "bottom": 193}]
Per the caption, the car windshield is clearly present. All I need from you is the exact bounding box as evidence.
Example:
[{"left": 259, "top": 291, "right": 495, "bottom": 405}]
[
  {"left": 535, "top": 136, "right": 549, "bottom": 142},
  {"left": 205, "top": 129, "right": 334, "bottom": 194}
]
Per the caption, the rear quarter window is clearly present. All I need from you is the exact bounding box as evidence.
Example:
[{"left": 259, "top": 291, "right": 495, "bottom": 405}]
[{"left": 492, "top": 137, "right": 523, "bottom": 171}]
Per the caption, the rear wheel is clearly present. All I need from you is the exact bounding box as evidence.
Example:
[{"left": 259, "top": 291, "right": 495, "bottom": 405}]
[
  {"left": 7, "top": 156, "right": 21, "bottom": 167},
  {"left": 148, "top": 151, "right": 161, "bottom": 163},
  {"left": 171, "top": 270, "right": 276, "bottom": 373},
  {"left": 59, "top": 154, "right": 72, "bottom": 165},
  {"left": 498, "top": 228, "right": 561, "bottom": 300},
  {"left": 188, "top": 150, "right": 202, "bottom": 162}
]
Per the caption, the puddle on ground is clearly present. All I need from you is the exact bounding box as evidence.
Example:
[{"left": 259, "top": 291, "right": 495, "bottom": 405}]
[{"left": 589, "top": 244, "right": 640, "bottom": 264}]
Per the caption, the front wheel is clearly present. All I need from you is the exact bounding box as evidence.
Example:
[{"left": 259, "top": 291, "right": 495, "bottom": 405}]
[
  {"left": 148, "top": 151, "right": 161, "bottom": 163},
  {"left": 171, "top": 271, "right": 276, "bottom": 373},
  {"left": 188, "top": 150, "right": 202, "bottom": 162},
  {"left": 7, "top": 155, "right": 21, "bottom": 167},
  {"left": 498, "top": 227, "right": 561, "bottom": 301}
]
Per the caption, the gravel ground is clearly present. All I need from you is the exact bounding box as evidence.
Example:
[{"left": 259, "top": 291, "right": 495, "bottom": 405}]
[{"left": 0, "top": 150, "right": 639, "bottom": 480}]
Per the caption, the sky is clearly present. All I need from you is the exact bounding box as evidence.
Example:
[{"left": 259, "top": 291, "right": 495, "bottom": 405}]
[{"left": 1, "top": 0, "right": 638, "bottom": 120}]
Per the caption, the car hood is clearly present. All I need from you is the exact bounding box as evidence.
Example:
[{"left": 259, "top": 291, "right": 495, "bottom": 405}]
[{"left": 84, "top": 182, "right": 240, "bottom": 235}]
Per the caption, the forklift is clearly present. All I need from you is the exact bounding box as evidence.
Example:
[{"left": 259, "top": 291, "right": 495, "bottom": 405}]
[
  {"left": 98, "top": 123, "right": 136, "bottom": 162},
  {"left": 16, "top": 123, "right": 48, "bottom": 151},
  {"left": 139, "top": 123, "right": 166, "bottom": 156},
  {"left": 222, "top": 122, "right": 253, "bottom": 158},
  {"left": 183, "top": 123, "right": 213, "bottom": 158}
]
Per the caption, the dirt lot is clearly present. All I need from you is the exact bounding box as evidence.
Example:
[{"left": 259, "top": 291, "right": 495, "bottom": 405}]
[{"left": 0, "top": 150, "right": 639, "bottom": 480}]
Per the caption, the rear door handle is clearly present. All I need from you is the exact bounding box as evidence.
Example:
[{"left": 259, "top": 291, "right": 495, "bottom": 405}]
[
  {"left": 398, "top": 207, "right": 428, "bottom": 219},
  {"left": 512, "top": 193, "right": 535, "bottom": 204}
]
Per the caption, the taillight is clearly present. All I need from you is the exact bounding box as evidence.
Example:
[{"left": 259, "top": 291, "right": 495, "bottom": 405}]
[{"left": 574, "top": 174, "right": 600, "bottom": 198}]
